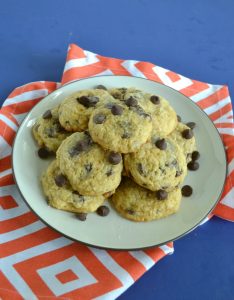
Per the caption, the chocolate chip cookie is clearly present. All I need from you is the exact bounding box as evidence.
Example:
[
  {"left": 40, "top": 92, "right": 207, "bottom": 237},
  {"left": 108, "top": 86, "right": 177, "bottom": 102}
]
[
  {"left": 41, "top": 160, "right": 106, "bottom": 213},
  {"left": 32, "top": 106, "right": 71, "bottom": 152},
  {"left": 56, "top": 132, "right": 123, "bottom": 196},
  {"left": 112, "top": 177, "right": 182, "bottom": 222},
  {"left": 169, "top": 122, "right": 196, "bottom": 162},
  {"left": 109, "top": 87, "right": 177, "bottom": 136},
  {"left": 124, "top": 137, "right": 187, "bottom": 191},
  {"left": 88, "top": 102, "right": 152, "bottom": 153},
  {"left": 58, "top": 89, "right": 116, "bottom": 132}
]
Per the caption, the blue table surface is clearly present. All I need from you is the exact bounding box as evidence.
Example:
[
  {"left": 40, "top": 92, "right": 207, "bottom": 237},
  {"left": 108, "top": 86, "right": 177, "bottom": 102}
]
[{"left": 0, "top": 1, "right": 234, "bottom": 299}]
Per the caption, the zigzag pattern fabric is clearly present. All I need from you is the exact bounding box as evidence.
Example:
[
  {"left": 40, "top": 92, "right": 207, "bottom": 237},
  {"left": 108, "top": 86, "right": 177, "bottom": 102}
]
[{"left": 0, "top": 43, "right": 233, "bottom": 299}]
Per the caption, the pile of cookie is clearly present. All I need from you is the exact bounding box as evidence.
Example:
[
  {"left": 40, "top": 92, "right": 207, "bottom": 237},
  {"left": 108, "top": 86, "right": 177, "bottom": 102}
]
[{"left": 33, "top": 85, "right": 199, "bottom": 222}]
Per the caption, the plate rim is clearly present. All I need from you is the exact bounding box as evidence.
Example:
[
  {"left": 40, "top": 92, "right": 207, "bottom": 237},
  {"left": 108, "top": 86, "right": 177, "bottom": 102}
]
[{"left": 11, "top": 75, "right": 228, "bottom": 250}]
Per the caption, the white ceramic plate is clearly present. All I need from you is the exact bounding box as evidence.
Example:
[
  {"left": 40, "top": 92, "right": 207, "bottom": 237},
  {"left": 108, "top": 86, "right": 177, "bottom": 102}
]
[{"left": 12, "top": 76, "right": 227, "bottom": 250}]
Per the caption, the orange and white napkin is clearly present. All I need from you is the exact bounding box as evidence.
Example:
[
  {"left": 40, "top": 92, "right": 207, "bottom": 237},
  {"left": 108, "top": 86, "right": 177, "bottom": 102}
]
[{"left": 0, "top": 43, "right": 233, "bottom": 300}]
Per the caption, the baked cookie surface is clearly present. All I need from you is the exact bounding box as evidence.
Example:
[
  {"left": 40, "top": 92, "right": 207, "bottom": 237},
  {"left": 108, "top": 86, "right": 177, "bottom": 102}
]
[
  {"left": 112, "top": 177, "right": 182, "bottom": 222},
  {"left": 58, "top": 89, "right": 116, "bottom": 132},
  {"left": 41, "top": 160, "right": 105, "bottom": 213},
  {"left": 124, "top": 137, "right": 187, "bottom": 191},
  {"left": 88, "top": 102, "right": 152, "bottom": 153},
  {"left": 169, "top": 122, "right": 196, "bottom": 162},
  {"left": 32, "top": 106, "right": 70, "bottom": 152},
  {"left": 56, "top": 132, "right": 123, "bottom": 196}
]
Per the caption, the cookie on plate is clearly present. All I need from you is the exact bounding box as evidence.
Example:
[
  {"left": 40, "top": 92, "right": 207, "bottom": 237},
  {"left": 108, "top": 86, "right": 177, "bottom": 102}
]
[
  {"left": 58, "top": 89, "right": 116, "bottom": 132},
  {"left": 32, "top": 106, "right": 71, "bottom": 152},
  {"left": 112, "top": 177, "right": 182, "bottom": 222},
  {"left": 124, "top": 136, "right": 187, "bottom": 191},
  {"left": 56, "top": 132, "right": 123, "bottom": 196},
  {"left": 123, "top": 88, "right": 177, "bottom": 136},
  {"left": 88, "top": 102, "right": 152, "bottom": 153},
  {"left": 169, "top": 122, "right": 196, "bottom": 162},
  {"left": 41, "top": 160, "right": 105, "bottom": 213},
  {"left": 109, "top": 87, "right": 177, "bottom": 136}
]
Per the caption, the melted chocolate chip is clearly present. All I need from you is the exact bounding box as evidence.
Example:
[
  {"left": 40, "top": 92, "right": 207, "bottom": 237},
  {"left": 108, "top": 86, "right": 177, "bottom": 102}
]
[
  {"left": 54, "top": 174, "right": 67, "bottom": 187},
  {"left": 76, "top": 213, "right": 87, "bottom": 221},
  {"left": 105, "top": 102, "right": 115, "bottom": 109},
  {"left": 175, "top": 170, "right": 183, "bottom": 177},
  {"left": 121, "top": 132, "right": 131, "bottom": 139},
  {"left": 130, "top": 105, "right": 151, "bottom": 118},
  {"left": 125, "top": 96, "right": 138, "bottom": 107},
  {"left": 150, "top": 95, "right": 160, "bottom": 105},
  {"left": 38, "top": 147, "right": 53, "bottom": 159},
  {"left": 156, "top": 189, "right": 168, "bottom": 200},
  {"left": 95, "top": 85, "right": 107, "bottom": 90},
  {"left": 77, "top": 95, "right": 99, "bottom": 108},
  {"left": 108, "top": 152, "right": 122, "bottom": 165},
  {"left": 177, "top": 115, "right": 182, "bottom": 122},
  {"left": 75, "top": 140, "right": 89, "bottom": 152},
  {"left": 42, "top": 110, "right": 52, "bottom": 119},
  {"left": 46, "top": 128, "right": 56, "bottom": 138},
  {"left": 73, "top": 191, "right": 85, "bottom": 202},
  {"left": 126, "top": 209, "right": 135, "bottom": 215},
  {"left": 106, "top": 168, "right": 113, "bottom": 176},
  {"left": 69, "top": 147, "right": 80, "bottom": 157},
  {"left": 182, "top": 129, "right": 194, "bottom": 139},
  {"left": 97, "top": 205, "right": 110, "bottom": 216},
  {"left": 187, "top": 161, "right": 199, "bottom": 171},
  {"left": 93, "top": 114, "right": 106, "bottom": 124},
  {"left": 85, "top": 163, "right": 92, "bottom": 173},
  {"left": 192, "top": 151, "right": 200, "bottom": 161},
  {"left": 182, "top": 185, "right": 193, "bottom": 197},
  {"left": 186, "top": 122, "right": 196, "bottom": 129},
  {"left": 137, "top": 163, "right": 145, "bottom": 175},
  {"left": 155, "top": 138, "right": 167, "bottom": 150},
  {"left": 111, "top": 104, "right": 123, "bottom": 116}
]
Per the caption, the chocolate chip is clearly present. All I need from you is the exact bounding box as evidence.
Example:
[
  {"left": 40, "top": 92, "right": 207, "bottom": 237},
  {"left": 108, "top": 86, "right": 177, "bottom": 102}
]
[
  {"left": 85, "top": 163, "right": 92, "bottom": 173},
  {"left": 97, "top": 205, "right": 110, "bottom": 216},
  {"left": 130, "top": 105, "right": 151, "bottom": 118},
  {"left": 77, "top": 95, "right": 99, "bottom": 108},
  {"left": 105, "top": 103, "right": 115, "bottom": 109},
  {"left": 46, "top": 128, "right": 56, "bottom": 138},
  {"left": 76, "top": 213, "right": 87, "bottom": 221},
  {"left": 111, "top": 104, "right": 123, "bottom": 116},
  {"left": 187, "top": 161, "right": 199, "bottom": 171},
  {"left": 177, "top": 115, "right": 181, "bottom": 122},
  {"left": 137, "top": 163, "right": 145, "bottom": 175},
  {"left": 125, "top": 96, "right": 138, "bottom": 107},
  {"left": 106, "top": 168, "right": 113, "bottom": 176},
  {"left": 108, "top": 152, "right": 122, "bottom": 165},
  {"left": 182, "top": 129, "right": 194, "bottom": 139},
  {"left": 38, "top": 147, "right": 53, "bottom": 159},
  {"left": 54, "top": 174, "right": 67, "bottom": 187},
  {"left": 93, "top": 114, "right": 106, "bottom": 124},
  {"left": 186, "top": 122, "right": 196, "bottom": 129},
  {"left": 121, "top": 132, "right": 131, "bottom": 139},
  {"left": 150, "top": 95, "right": 160, "bottom": 105},
  {"left": 73, "top": 191, "right": 85, "bottom": 202},
  {"left": 95, "top": 85, "right": 107, "bottom": 90},
  {"left": 192, "top": 151, "right": 200, "bottom": 161},
  {"left": 175, "top": 170, "right": 183, "bottom": 177},
  {"left": 69, "top": 147, "right": 80, "bottom": 157},
  {"left": 155, "top": 138, "right": 167, "bottom": 150},
  {"left": 75, "top": 140, "right": 89, "bottom": 152},
  {"left": 156, "top": 189, "right": 168, "bottom": 200},
  {"left": 126, "top": 209, "right": 135, "bottom": 215},
  {"left": 55, "top": 123, "right": 66, "bottom": 132},
  {"left": 181, "top": 185, "right": 193, "bottom": 197},
  {"left": 42, "top": 110, "right": 52, "bottom": 119}
]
